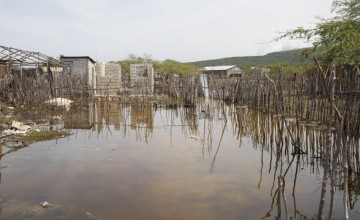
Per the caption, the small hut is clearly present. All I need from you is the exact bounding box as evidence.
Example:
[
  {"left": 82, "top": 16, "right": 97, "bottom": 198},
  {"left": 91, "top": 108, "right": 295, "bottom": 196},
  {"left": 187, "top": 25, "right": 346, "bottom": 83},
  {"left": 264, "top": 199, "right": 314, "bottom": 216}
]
[
  {"left": 61, "top": 56, "right": 97, "bottom": 95},
  {"left": 204, "top": 65, "right": 244, "bottom": 77}
]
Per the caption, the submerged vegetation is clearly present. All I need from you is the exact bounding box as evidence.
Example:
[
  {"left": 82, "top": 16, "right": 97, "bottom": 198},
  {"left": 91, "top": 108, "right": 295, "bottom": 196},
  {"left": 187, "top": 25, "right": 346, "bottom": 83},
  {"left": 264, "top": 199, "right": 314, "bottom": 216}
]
[
  {"left": 273, "top": 1, "right": 360, "bottom": 219},
  {"left": 20, "top": 130, "right": 70, "bottom": 145}
]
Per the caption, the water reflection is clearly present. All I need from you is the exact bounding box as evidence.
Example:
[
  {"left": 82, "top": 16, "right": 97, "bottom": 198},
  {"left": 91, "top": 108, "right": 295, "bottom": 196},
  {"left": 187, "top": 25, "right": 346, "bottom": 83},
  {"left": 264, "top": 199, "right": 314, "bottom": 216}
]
[
  {"left": 60, "top": 101, "right": 360, "bottom": 218},
  {"left": 0, "top": 100, "right": 359, "bottom": 219},
  {"left": 234, "top": 106, "right": 360, "bottom": 219},
  {"left": 64, "top": 103, "right": 96, "bottom": 130},
  {"left": 64, "top": 102, "right": 155, "bottom": 135}
]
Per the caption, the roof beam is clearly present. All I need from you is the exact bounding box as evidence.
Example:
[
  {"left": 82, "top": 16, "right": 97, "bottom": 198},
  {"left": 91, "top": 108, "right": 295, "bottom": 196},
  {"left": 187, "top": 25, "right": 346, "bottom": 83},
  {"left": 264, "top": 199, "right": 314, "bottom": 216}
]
[{"left": 0, "top": 45, "right": 65, "bottom": 66}]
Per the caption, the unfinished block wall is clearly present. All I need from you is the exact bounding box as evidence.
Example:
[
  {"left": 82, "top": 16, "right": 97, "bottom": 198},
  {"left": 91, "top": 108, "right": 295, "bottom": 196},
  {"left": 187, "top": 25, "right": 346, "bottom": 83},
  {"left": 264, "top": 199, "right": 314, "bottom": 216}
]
[
  {"left": 96, "top": 63, "right": 122, "bottom": 96},
  {"left": 129, "top": 63, "right": 154, "bottom": 96}
]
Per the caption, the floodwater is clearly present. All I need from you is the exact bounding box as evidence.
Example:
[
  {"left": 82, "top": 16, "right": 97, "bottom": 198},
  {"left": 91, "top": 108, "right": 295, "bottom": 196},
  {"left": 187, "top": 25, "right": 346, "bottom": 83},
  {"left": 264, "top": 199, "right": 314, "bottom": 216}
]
[{"left": 0, "top": 100, "right": 359, "bottom": 219}]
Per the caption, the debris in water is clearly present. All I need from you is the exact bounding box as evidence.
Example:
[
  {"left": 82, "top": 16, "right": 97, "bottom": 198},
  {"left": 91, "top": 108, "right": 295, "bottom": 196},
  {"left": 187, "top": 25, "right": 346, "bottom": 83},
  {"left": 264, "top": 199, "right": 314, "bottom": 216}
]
[
  {"left": 27, "top": 207, "right": 39, "bottom": 216},
  {"left": 11, "top": 120, "right": 32, "bottom": 131},
  {"left": 45, "top": 98, "right": 73, "bottom": 111},
  {"left": 41, "top": 201, "right": 50, "bottom": 208},
  {"left": 3, "top": 129, "right": 28, "bottom": 135},
  {"left": 190, "top": 134, "right": 198, "bottom": 140},
  {"left": 45, "top": 98, "right": 73, "bottom": 106},
  {"left": 85, "top": 212, "right": 93, "bottom": 218}
]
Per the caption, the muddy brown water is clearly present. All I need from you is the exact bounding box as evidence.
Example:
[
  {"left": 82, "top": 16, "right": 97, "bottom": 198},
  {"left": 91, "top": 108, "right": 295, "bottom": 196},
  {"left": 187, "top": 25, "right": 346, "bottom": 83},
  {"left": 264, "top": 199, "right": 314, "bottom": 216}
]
[{"left": 0, "top": 102, "right": 359, "bottom": 219}]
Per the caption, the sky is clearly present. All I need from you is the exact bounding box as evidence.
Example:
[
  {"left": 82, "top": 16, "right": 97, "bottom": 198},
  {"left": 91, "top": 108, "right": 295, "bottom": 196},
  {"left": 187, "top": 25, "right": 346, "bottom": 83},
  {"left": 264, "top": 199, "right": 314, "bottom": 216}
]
[{"left": 0, "top": 0, "right": 334, "bottom": 62}]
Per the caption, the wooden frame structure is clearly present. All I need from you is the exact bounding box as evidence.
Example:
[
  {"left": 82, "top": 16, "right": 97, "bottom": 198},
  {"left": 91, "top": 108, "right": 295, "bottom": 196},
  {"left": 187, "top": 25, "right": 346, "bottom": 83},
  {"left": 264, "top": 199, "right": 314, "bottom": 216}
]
[
  {"left": 0, "top": 45, "right": 64, "bottom": 67},
  {"left": 0, "top": 46, "right": 77, "bottom": 106}
]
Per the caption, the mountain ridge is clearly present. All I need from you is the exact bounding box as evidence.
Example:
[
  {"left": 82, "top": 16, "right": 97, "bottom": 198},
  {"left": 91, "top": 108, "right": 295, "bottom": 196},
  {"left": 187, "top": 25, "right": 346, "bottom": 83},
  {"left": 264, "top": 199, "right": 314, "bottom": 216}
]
[{"left": 189, "top": 48, "right": 311, "bottom": 67}]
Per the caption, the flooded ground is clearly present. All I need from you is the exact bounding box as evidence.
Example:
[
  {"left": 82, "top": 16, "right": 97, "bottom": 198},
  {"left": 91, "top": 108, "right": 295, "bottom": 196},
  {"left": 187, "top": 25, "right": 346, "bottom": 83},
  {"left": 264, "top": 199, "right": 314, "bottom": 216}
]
[{"left": 0, "top": 100, "right": 359, "bottom": 219}]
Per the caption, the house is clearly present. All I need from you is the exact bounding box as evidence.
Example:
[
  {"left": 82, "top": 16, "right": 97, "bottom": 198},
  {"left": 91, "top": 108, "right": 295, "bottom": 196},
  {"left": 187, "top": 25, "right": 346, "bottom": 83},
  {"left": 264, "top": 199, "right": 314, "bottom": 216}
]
[
  {"left": 204, "top": 65, "right": 244, "bottom": 77},
  {"left": 61, "top": 56, "right": 123, "bottom": 96},
  {"left": 61, "top": 56, "right": 97, "bottom": 95}
]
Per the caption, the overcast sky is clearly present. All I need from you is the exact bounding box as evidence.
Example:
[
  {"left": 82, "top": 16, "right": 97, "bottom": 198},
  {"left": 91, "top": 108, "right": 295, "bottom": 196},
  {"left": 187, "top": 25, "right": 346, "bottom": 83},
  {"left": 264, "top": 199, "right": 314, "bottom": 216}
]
[{"left": 0, "top": 0, "right": 334, "bottom": 62}]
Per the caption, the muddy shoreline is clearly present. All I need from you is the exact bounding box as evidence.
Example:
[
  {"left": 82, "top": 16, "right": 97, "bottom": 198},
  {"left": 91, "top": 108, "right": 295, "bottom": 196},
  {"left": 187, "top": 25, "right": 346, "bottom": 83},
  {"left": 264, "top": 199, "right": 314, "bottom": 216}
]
[{"left": 0, "top": 102, "right": 71, "bottom": 154}]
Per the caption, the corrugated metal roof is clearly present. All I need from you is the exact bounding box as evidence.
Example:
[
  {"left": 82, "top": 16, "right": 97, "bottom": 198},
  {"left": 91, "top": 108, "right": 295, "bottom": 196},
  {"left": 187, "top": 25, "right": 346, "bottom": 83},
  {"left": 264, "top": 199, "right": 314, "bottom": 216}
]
[{"left": 204, "top": 65, "right": 236, "bottom": 71}]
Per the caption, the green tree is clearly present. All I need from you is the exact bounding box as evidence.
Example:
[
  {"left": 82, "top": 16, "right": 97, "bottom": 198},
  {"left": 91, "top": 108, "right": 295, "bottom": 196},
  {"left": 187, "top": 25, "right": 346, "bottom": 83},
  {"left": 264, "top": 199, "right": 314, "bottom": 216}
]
[
  {"left": 110, "top": 60, "right": 130, "bottom": 75},
  {"left": 152, "top": 60, "right": 165, "bottom": 73},
  {"left": 119, "top": 61, "right": 130, "bottom": 75},
  {"left": 126, "top": 53, "right": 152, "bottom": 64},
  {"left": 112, "top": 56, "right": 198, "bottom": 76},
  {"left": 163, "top": 59, "right": 199, "bottom": 75},
  {"left": 278, "top": 0, "right": 360, "bottom": 66}
]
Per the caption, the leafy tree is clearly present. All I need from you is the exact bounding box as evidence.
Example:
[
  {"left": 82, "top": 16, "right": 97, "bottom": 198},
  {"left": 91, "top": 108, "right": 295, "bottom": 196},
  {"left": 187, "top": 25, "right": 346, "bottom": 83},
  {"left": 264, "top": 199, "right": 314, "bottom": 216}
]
[
  {"left": 127, "top": 53, "right": 152, "bottom": 64},
  {"left": 119, "top": 61, "right": 130, "bottom": 75},
  {"left": 112, "top": 55, "right": 199, "bottom": 76},
  {"left": 110, "top": 60, "right": 130, "bottom": 75},
  {"left": 163, "top": 59, "right": 199, "bottom": 75},
  {"left": 278, "top": 0, "right": 360, "bottom": 66},
  {"left": 152, "top": 60, "right": 165, "bottom": 73}
]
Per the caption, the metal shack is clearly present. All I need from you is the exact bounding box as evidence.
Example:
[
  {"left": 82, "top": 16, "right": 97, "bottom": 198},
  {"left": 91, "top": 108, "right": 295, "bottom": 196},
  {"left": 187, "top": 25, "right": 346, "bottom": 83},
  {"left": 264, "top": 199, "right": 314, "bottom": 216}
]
[{"left": 204, "top": 65, "right": 244, "bottom": 77}]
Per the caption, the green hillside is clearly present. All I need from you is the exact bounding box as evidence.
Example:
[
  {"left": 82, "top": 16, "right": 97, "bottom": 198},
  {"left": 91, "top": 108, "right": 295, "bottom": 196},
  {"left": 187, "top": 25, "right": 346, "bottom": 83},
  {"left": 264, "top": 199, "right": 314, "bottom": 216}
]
[{"left": 189, "top": 49, "right": 312, "bottom": 68}]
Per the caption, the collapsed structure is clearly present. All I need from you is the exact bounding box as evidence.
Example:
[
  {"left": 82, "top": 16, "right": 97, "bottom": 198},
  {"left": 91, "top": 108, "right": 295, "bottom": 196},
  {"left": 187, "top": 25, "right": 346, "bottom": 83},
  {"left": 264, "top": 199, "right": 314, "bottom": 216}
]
[{"left": 0, "top": 45, "right": 67, "bottom": 105}]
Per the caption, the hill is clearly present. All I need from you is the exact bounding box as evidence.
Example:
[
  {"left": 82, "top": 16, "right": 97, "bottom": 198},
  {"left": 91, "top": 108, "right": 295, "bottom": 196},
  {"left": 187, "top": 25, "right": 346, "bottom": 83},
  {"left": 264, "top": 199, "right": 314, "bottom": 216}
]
[{"left": 189, "top": 49, "right": 311, "bottom": 68}]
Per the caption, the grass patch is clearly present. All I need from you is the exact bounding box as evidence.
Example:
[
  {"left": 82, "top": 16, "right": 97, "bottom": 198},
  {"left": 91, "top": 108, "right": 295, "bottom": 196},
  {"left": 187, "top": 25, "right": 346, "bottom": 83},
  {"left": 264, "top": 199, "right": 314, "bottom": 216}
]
[
  {"left": 0, "top": 116, "right": 12, "bottom": 125},
  {"left": 20, "top": 130, "right": 71, "bottom": 145}
]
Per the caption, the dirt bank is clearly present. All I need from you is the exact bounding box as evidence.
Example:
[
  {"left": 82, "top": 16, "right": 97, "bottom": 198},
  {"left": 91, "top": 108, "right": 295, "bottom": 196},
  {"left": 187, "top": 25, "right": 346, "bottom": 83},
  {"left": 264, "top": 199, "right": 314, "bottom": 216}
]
[{"left": 0, "top": 102, "right": 71, "bottom": 156}]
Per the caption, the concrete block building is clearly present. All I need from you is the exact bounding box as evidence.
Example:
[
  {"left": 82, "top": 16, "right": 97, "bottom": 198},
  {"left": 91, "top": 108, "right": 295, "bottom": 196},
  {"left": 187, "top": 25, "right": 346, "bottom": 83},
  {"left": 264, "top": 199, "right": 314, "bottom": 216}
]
[
  {"left": 96, "top": 62, "right": 122, "bottom": 96},
  {"left": 61, "top": 56, "right": 122, "bottom": 96},
  {"left": 130, "top": 63, "right": 154, "bottom": 95},
  {"left": 61, "top": 56, "right": 97, "bottom": 95}
]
